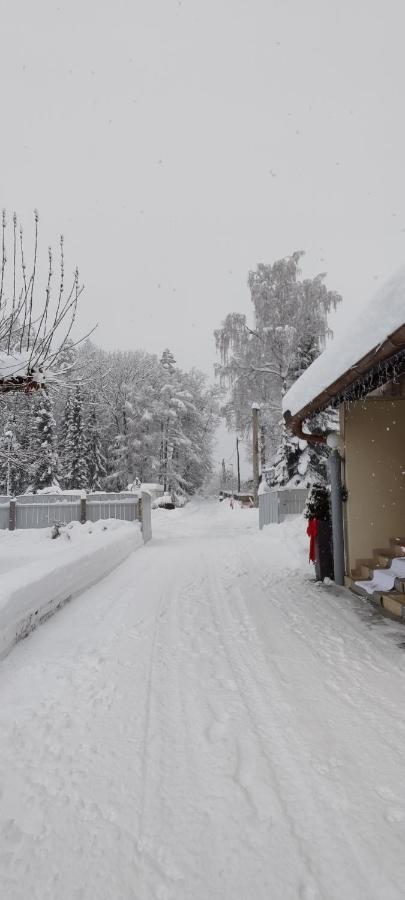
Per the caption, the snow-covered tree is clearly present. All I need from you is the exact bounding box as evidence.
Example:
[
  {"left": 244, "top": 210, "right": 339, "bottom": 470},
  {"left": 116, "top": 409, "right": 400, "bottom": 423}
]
[
  {"left": 305, "top": 482, "right": 331, "bottom": 521},
  {"left": 215, "top": 252, "right": 342, "bottom": 484},
  {"left": 0, "top": 422, "right": 24, "bottom": 495},
  {"left": 160, "top": 348, "right": 176, "bottom": 373},
  {"left": 86, "top": 402, "right": 107, "bottom": 491},
  {"left": 0, "top": 211, "right": 85, "bottom": 395},
  {"left": 63, "top": 386, "right": 88, "bottom": 489},
  {"left": 32, "top": 392, "right": 59, "bottom": 490}
]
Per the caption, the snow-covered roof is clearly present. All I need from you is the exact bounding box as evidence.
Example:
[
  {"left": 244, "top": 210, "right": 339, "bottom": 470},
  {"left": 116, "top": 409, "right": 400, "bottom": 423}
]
[{"left": 283, "top": 266, "right": 405, "bottom": 419}]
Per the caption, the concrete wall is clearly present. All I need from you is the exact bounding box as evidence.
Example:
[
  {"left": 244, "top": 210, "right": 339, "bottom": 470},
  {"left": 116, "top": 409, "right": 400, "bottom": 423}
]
[{"left": 343, "top": 398, "right": 405, "bottom": 571}]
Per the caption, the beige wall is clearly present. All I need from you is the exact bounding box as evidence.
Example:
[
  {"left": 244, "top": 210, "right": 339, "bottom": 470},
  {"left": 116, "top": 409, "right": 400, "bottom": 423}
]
[{"left": 343, "top": 398, "right": 405, "bottom": 571}]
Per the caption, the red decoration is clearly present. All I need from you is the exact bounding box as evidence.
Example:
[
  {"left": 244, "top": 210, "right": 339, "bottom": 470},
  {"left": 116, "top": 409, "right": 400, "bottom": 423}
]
[{"left": 306, "top": 517, "right": 318, "bottom": 563}]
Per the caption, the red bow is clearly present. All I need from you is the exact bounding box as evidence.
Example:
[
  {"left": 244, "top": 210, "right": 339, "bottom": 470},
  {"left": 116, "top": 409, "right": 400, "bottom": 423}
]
[{"left": 306, "top": 518, "right": 318, "bottom": 563}]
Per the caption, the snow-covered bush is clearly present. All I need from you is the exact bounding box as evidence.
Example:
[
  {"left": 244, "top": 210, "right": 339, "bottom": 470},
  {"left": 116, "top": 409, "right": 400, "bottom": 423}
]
[{"left": 304, "top": 482, "right": 331, "bottom": 521}]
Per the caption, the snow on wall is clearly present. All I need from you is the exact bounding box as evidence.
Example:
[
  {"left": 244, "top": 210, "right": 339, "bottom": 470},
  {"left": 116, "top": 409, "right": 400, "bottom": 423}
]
[
  {"left": 0, "top": 520, "right": 143, "bottom": 660},
  {"left": 283, "top": 266, "right": 405, "bottom": 418}
]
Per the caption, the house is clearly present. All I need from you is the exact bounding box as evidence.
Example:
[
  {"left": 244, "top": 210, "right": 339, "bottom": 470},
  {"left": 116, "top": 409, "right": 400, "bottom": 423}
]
[{"left": 282, "top": 267, "right": 405, "bottom": 617}]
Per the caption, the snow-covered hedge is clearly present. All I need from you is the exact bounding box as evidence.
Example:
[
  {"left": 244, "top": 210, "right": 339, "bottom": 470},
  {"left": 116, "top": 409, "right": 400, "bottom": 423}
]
[{"left": 0, "top": 519, "right": 143, "bottom": 660}]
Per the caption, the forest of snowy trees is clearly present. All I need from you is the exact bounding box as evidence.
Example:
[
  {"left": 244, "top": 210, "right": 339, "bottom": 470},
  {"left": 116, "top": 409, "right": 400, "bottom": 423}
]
[
  {"left": 215, "top": 252, "right": 342, "bottom": 487},
  {"left": 0, "top": 345, "right": 219, "bottom": 497}
]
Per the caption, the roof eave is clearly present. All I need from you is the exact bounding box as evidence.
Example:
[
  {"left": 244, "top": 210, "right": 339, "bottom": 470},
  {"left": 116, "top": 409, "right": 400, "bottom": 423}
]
[{"left": 284, "top": 323, "right": 405, "bottom": 435}]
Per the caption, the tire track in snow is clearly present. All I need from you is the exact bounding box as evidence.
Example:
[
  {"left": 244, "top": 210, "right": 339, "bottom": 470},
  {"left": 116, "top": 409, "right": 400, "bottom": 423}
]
[
  {"left": 202, "top": 545, "right": 404, "bottom": 900},
  {"left": 224, "top": 538, "right": 405, "bottom": 898}
]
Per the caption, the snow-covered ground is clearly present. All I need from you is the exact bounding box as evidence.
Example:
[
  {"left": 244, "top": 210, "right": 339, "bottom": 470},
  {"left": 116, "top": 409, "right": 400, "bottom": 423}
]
[
  {"left": 1, "top": 499, "right": 405, "bottom": 899},
  {"left": 0, "top": 520, "right": 142, "bottom": 659}
]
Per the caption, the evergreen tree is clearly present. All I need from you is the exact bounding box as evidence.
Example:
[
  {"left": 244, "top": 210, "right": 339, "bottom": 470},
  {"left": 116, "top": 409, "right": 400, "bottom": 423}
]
[
  {"left": 269, "top": 424, "right": 303, "bottom": 487},
  {"left": 86, "top": 403, "right": 107, "bottom": 491},
  {"left": 0, "top": 422, "right": 24, "bottom": 495},
  {"left": 63, "top": 386, "right": 88, "bottom": 489},
  {"left": 32, "top": 392, "right": 59, "bottom": 491},
  {"left": 160, "top": 349, "right": 176, "bottom": 373},
  {"left": 106, "top": 432, "right": 128, "bottom": 491},
  {"left": 305, "top": 482, "right": 331, "bottom": 521}
]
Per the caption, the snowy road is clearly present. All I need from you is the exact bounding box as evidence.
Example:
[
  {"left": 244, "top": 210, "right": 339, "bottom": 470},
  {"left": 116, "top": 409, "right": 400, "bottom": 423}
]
[{"left": 1, "top": 499, "right": 405, "bottom": 900}]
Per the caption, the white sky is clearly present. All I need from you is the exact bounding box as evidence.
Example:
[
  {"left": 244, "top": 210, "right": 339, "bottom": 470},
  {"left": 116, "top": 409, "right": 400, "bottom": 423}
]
[{"left": 2, "top": 0, "right": 405, "bottom": 474}]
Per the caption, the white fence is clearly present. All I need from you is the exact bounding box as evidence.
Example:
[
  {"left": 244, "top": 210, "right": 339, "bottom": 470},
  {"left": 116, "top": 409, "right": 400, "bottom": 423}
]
[
  {"left": 259, "top": 487, "right": 308, "bottom": 529},
  {"left": 0, "top": 491, "right": 152, "bottom": 543}
]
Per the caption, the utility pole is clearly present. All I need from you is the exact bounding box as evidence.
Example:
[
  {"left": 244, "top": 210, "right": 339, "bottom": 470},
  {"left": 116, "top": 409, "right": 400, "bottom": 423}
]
[
  {"left": 236, "top": 437, "right": 241, "bottom": 495},
  {"left": 252, "top": 403, "right": 260, "bottom": 506}
]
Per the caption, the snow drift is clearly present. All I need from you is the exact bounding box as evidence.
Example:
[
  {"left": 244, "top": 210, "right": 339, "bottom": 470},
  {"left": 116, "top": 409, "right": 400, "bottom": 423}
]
[{"left": 0, "top": 519, "right": 143, "bottom": 659}]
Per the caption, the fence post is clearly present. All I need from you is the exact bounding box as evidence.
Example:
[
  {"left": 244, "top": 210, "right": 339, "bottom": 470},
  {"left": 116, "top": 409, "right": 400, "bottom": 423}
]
[
  {"left": 9, "top": 498, "right": 16, "bottom": 531},
  {"left": 80, "top": 491, "right": 87, "bottom": 525},
  {"left": 137, "top": 495, "right": 143, "bottom": 529}
]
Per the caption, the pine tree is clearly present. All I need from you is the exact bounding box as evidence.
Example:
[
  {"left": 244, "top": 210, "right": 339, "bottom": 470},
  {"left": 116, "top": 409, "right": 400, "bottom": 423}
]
[
  {"left": 160, "top": 349, "right": 176, "bottom": 373},
  {"left": 63, "top": 386, "right": 88, "bottom": 489},
  {"left": 86, "top": 403, "right": 107, "bottom": 491},
  {"left": 106, "top": 432, "right": 128, "bottom": 491},
  {"left": 269, "top": 424, "right": 302, "bottom": 487},
  {"left": 32, "top": 392, "right": 59, "bottom": 490},
  {"left": 0, "top": 423, "right": 23, "bottom": 495}
]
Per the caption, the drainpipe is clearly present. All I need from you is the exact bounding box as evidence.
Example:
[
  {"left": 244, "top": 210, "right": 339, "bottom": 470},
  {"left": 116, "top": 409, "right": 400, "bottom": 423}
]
[{"left": 327, "top": 437, "right": 345, "bottom": 587}]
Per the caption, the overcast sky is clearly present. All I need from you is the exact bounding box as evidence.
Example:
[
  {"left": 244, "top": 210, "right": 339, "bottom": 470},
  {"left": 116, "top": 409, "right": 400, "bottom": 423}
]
[{"left": 2, "top": 0, "right": 405, "bottom": 471}]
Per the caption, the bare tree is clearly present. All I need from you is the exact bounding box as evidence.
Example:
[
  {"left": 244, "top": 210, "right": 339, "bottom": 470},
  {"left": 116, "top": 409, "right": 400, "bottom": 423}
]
[{"left": 0, "top": 210, "right": 89, "bottom": 393}]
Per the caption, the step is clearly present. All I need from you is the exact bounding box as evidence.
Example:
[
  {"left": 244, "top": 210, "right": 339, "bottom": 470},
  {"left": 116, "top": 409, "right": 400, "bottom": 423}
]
[
  {"left": 354, "top": 558, "right": 383, "bottom": 574},
  {"left": 375, "top": 554, "right": 394, "bottom": 568},
  {"left": 351, "top": 563, "right": 405, "bottom": 587},
  {"left": 349, "top": 582, "right": 372, "bottom": 599},
  {"left": 395, "top": 577, "right": 405, "bottom": 594},
  {"left": 348, "top": 578, "right": 405, "bottom": 620},
  {"left": 378, "top": 592, "right": 405, "bottom": 619},
  {"left": 351, "top": 565, "right": 372, "bottom": 579},
  {"left": 352, "top": 564, "right": 380, "bottom": 580}
]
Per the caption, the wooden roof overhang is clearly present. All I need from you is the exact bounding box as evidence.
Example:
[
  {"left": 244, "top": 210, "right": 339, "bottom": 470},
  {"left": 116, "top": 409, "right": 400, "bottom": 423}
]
[{"left": 284, "top": 324, "right": 405, "bottom": 445}]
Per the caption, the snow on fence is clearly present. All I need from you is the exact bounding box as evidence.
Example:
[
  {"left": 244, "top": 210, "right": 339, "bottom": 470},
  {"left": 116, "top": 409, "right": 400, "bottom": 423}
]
[
  {"left": 259, "top": 487, "right": 308, "bottom": 529},
  {"left": 0, "top": 491, "right": 152, "bottom": 543}
]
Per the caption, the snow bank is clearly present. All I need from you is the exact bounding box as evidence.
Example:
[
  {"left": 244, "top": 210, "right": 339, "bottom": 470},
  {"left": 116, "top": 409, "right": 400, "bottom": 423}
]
[
  {"left": 0, "top": 519, "right": 143, "bottom": 660},
  {"left": 283, "top": 265, "right": 405, "bottom": 418}
]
